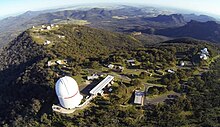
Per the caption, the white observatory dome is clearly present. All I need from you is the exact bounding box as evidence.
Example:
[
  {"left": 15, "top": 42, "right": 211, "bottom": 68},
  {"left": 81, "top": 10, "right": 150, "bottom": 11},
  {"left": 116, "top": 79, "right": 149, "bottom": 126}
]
[{"left": 55, "top": 76, "right": 83, "bottom": 109}]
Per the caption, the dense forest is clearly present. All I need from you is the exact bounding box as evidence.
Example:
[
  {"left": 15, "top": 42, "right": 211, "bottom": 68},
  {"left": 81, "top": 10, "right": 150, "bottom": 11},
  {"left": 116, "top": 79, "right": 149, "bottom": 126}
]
[{"left": 0, "top": 24, "right": 220, "bottom": 126}]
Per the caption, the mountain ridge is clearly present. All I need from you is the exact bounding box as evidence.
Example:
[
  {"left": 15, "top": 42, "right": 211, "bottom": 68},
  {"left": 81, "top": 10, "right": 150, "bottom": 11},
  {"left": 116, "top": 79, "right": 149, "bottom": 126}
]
[
  {"left": 0, "top": 5, "right": 218, "bottom": 48},
  {"left": 156, "top": 20, "right": 220, "bottom": 43}
]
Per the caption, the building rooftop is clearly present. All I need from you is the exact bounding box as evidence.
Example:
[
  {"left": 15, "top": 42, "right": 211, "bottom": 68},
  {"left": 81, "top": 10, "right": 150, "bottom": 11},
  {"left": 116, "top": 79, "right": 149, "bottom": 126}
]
[
  {"left": 134, "top": 90, "right": 144, "bottom": 105},
  {"left": 201, "top": 48, "right": 209, "bottom": 55},
  {"left": 127, "top": 59, "right": 135, "bottom": 63},
  {"left": 87, "top": 75, "right": 99, "bottom": 80},
  {"left": 90, "top": 75, "right": 114, "bottom": 95}
]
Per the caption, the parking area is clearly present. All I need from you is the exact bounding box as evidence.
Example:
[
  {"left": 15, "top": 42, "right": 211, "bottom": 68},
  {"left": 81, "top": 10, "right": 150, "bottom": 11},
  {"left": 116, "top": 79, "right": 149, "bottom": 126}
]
[{"left": 144, "top": 91, "right": 180, "bottom": 105}]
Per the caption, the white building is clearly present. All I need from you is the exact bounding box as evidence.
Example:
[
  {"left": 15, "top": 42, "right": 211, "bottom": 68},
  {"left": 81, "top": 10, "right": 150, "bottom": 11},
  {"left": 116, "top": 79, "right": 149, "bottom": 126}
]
[
  {"left": 90, "top": 75, "right": 114, "bottom": 95},
  {"left": 56, "top": 60, "right": 62, "bottom": 65},
  {"left": 42, "top": 25, "right": 46, "bottom": 28},
  {"left": 58, "top": 35, "right": 65, "bottom": 38},
  {"left": 108, "top": 64, "right": 114, "bottom": 69},
  {"left": 200, "top": 54, "right": 208, "bottom": 60},
  {"left": 108, "top": 88, "right": 113, "bottom": 92},
  {"left": 167, "top": 69, "right": 175, "bottom": 74},
  {"left": 87, "top": 74, "right": 99, "bottom": 80},
  {"left": 117, "top": 66, "right": 124, "bottom": 71},
  {"left": 47, "top": 61, "right": 52, "bottom": 66},
  {"left": 47, "top": 26, "right": 51, "bottom": 30},
  {"left": 180, "top": 61, "right": 185, "bottom": 66},
  {"left": 134, "top": 90, "right": 144, "bottom": 105},
  {"left": 200, "top": 48, "right": 209, "bottom": 60},
  {"left": 201, "top": 48, "right": 209, "bottom": 55},
  {"left": 98, "top": 90, "right": 104, "bottom": 96},
  {"left": 55, "top": 76, "right": 83, "bottom": 109},
  {"left": 44, "top": 40, "right": 51, "bottom": 45},
  {"left": 127, "top": 59, "right": 135, "bottom": 63},
  {"left": 127, "top": 59, "right": 136, "bottom": 66}
]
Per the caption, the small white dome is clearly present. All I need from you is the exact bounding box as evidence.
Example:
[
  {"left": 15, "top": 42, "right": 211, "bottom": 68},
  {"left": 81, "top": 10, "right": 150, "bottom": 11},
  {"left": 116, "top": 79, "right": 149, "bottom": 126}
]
[{"left": 55, "top": 76, "right": 83, "bottom": 109}]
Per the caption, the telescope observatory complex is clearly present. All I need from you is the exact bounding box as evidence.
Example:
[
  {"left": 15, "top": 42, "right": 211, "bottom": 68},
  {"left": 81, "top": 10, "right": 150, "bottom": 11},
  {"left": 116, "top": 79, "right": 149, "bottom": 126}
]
[{"left": 55, "top": 76, "right": 83, "bottom": 109}]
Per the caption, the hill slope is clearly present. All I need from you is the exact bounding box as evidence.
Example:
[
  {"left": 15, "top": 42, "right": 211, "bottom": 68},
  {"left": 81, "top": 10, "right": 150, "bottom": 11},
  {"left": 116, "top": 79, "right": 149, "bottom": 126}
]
[
  {"left": 147, "top": 14, "right": 186, "bottom": 25},
  {"left": 0, "top": 24, "right": 143, "bottom": 126},
  {"left": 156, "top": 20, "right": 220, "bottom": 43},
  {"left": 183, "top": 14, "right": 217, "bottom": 22},
  {"left": 0, "top": 24, "right": 142, "bottom": 72},
  {"left": 1, "top": 5, "right": 218, "bottom": 48},
  {"left": 0, "top": 24, "right": 220, "bottom": 126}
]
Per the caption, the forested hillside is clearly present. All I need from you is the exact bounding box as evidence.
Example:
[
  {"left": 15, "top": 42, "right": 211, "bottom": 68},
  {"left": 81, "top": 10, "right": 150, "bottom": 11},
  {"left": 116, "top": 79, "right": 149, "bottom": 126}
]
[
  {"left": 0, "top": 24, "right": 220, "bottom": 126},
  {"left": 0, "top": 5, "right": 218, "bottom": 48},
  {"left": 156, "top": 20, "right": 220, "bottom": 43},
  {"left": 0, "top": 24, "right": 142, "bottom": 126}
]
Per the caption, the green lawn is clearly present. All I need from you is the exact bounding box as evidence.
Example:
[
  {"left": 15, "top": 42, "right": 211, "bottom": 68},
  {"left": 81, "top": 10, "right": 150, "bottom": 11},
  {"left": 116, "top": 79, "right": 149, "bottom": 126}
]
[
  {"left": 208, "top": 54, "right": 220, "bottom": 65},
  {"left": 72, "top": 75, "right": 85, "bottom": 86},
  {"left": 179, "top": 111, "right": 193, "bottom": 116},
  {"left": 147, "top": 90, "right": 177, "bottom": 99}
]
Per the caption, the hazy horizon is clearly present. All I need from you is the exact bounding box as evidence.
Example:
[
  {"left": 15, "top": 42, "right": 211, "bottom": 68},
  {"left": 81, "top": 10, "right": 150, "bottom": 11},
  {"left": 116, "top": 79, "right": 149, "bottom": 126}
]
[{"left": 0, "top": 0, "right": 220, "bottom": 20}]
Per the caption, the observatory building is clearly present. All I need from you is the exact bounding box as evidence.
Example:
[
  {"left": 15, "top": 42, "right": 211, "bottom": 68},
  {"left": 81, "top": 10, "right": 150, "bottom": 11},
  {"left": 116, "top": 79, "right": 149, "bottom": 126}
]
[
  {"left": 55, "top": 76, "right": 83, "bottom": 109},
  {"left": 90, "top": 75, "right": 114, "bottom": 95}
]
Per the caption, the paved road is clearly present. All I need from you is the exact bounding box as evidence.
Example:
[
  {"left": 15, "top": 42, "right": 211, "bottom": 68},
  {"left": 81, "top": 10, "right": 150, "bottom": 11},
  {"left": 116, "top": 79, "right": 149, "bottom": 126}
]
[
  {"left": 83, "top": 69, "right": 131, "bottom": 81},
  {"left": 144, "top": 91, "right": 180, "bottom": 105},
  {"left": 145, "top": 83, "right": 167, "bottom": 95},
  {"left": 119, "top": 74, "right": 131, "bottom": 81}
]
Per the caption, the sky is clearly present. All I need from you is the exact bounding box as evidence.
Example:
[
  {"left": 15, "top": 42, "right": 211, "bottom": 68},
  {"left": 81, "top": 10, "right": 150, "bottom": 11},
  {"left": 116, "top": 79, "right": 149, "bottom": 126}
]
[{"left": 0, "top": 0, "right": 220, "bottom": 19}]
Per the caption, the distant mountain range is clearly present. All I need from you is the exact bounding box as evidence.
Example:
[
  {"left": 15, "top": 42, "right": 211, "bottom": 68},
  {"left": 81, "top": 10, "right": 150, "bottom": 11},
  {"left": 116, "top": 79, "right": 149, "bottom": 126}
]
[
  {"left": 156, "top": 20, "right": 220, "bottom": 43},
  {"left": 1, "top": 4, "right": 220, "bottom": 127},
  {"left": 0, "top": 5, "right": 219, "bottom": 48},
  {"left": 147, "top": 14, "right": 185, "bottom": 24},
  {"left": 183, "top": 14, "right": 217, "bottom": 22}
]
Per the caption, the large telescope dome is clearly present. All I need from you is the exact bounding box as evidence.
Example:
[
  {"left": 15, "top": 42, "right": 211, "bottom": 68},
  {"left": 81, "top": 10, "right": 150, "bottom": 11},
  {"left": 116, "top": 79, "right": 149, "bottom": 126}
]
[{"left": 55, "top": 76, "right": 83, "bottom": 109}]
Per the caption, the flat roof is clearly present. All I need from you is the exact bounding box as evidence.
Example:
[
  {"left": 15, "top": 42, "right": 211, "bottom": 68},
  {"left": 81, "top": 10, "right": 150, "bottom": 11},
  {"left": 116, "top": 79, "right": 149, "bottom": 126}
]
[
  {"left": 90, "top": 75, "right": 114, "bottom": 95},
  {"left": 134, "top": 91, "right": 144, "bottom": 104}
]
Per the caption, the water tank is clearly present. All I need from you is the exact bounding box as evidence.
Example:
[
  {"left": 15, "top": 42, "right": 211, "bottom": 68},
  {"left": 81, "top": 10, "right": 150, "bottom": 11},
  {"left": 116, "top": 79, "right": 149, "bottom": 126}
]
[{"left": 55, "top": 76, "right": 83, "bottom": 109}]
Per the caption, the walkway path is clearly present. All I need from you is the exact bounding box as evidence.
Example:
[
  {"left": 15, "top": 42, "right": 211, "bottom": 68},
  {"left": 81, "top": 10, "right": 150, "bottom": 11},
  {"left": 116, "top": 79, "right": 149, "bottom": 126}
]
[{"left": 52, "top": 95, "right": 96, "bottom": 114}]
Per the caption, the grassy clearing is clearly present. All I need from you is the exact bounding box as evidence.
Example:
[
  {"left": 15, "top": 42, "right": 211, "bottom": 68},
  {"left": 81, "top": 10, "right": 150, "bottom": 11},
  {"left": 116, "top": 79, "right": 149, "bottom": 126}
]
[
  {"left": 31, "top": 36, "right": 45, "bottom": 44},
  {"left": 179, "top": 111, "right": 193, "bottom": 117},
  {"left": 72, "top": 75, "right": 85, "bottom": 86},
  {"left": 208, "top": 54, "right": 220, "bottom": 65},
  {"left": 147, "top": 90, "right": 177, "bottom": 99},
  {"left": 56, "top": 19, "right": 90, "bottom": 25}
]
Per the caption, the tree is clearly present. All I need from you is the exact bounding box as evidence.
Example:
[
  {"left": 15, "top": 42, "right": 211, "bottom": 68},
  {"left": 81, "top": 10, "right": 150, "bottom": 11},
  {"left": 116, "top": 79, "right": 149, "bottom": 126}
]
[
  {"left": 162, "top": 77, "right": 169, "bottom": 85},
  {"left": 139, "top": 71, "right": 149, "bottom": 79},
  {"left": 40, "top": 113, "right": 51, "bottom": 125},
  {"left": 177, "top": 69, "right": 187, "bottom": 80},
  {"left": 130, "top": 79, "right": 142, "bottom": 86},
  {"left": 90, "top": 61, "right": 100, "bottom": 69},
  {"left": 160, "top": 87, "right": 168, "bottom": 94},
  {"left": 152, "top": 88, "right": 159, "bottom": 95},
  {"left": 72, "top": 66, "right": 81, "bottom": 76}
]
